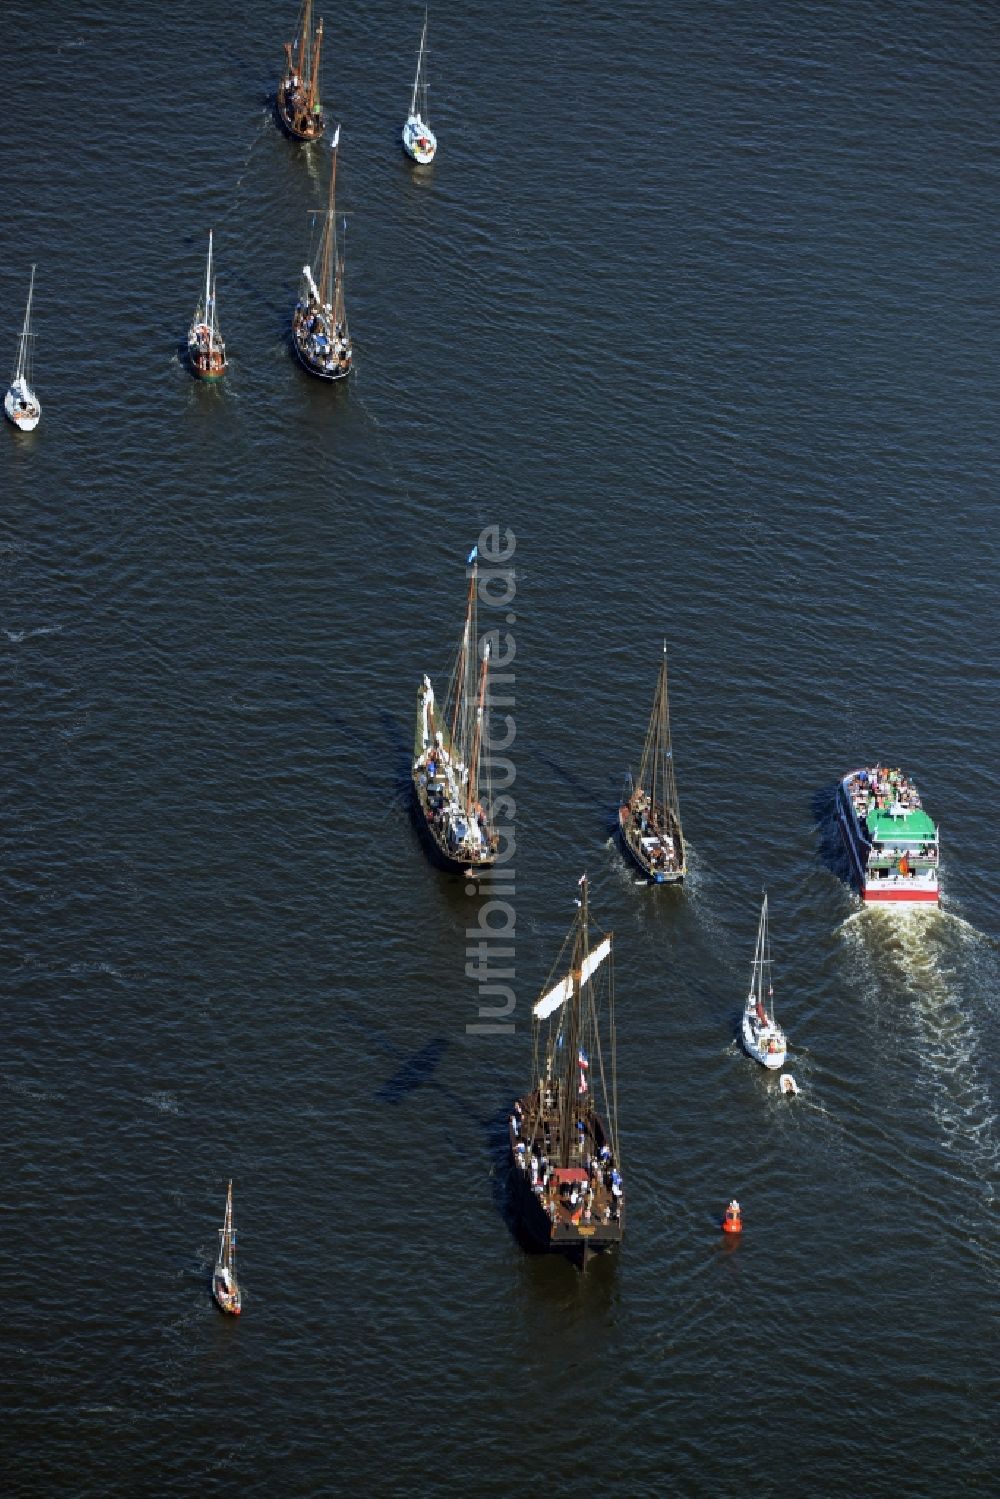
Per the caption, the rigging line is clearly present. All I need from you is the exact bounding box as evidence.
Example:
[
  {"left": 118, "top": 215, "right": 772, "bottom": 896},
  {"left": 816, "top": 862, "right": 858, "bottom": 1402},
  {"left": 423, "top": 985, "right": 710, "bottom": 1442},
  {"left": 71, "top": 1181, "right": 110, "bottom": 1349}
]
[
  {"left": 350, "top": 380, "right": 420, "bottom": 509},
  {"left": 217, "top": 112, "right": 274, "bottom": 230}
]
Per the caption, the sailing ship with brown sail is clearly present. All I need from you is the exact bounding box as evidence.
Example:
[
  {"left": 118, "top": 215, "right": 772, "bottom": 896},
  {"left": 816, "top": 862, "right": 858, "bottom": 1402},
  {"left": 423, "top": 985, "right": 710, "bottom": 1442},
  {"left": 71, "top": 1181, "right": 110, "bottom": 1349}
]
[
  {"left": 509, "top": 876, "right": 624, "bottom": 1267},
  {"left": 619, "top": 643, "right": 686, "bottom": 882},
  {"left": 187, "top": 231, "right": 227, "bottom": 381},
  {"left": 276, "top": 0, "right": 326, "bottom": 142},
  {"left": 292, "top": 126, "right": 352, "bottom": 381},
  {"left": 412, "top": 545, "right": 497, "bottom": 877}
]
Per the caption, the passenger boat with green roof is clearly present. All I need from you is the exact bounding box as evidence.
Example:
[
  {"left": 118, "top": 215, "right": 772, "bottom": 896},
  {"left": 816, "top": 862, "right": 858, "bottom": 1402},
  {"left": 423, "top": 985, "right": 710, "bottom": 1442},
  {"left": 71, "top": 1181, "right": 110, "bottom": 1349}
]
[{"left": 836, "top": 766, "right": 939, "bottom": 905}]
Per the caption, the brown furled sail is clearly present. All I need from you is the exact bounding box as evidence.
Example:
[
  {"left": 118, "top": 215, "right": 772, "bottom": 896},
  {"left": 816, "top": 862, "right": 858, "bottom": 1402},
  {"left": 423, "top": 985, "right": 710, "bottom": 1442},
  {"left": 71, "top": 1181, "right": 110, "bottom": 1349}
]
[
  {"left": 618, "top": 642, "right": 686, "bottom": 883},
  {"left": 509, "top": 876, "right": 624, "bottom": 1268},
  {"left": 276, "top": 0, "right": 326, "bottom": 141}
]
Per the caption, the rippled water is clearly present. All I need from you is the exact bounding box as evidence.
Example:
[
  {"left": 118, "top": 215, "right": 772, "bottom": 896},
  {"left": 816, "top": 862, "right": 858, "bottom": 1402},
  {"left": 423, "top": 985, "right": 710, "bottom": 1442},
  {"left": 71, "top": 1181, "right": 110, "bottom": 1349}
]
[{"left": 2, "top": 1, "right": 997, "bottom": 1494}]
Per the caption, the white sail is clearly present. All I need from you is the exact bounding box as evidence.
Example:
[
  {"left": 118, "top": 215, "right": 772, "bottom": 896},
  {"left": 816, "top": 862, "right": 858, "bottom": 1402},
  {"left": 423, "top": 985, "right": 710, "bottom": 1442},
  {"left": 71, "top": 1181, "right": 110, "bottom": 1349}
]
[
  {"left": 533, "top": 974, "right": 572, "bottom": 1020},
  {"left": 580, "top": 936, "right": 612, "bottom": 987},
  {"left": 532, "top": 936, "right": 612, "bottom": 1020}
]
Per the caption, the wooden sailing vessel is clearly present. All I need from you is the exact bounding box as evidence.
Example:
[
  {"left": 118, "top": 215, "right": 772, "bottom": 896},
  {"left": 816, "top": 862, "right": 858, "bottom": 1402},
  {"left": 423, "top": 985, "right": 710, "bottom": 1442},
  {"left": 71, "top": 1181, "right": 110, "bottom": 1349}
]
[
  {"left": 212, "top": 1181, "right": 242, "bottom": 1315},
  {"left": 4, "top": 265, "right": 41, "bottom": 432},
  {"left": 619, "top": 643, "right": 686, "bottom": 883},
  {"left": 292, "top": 127, "right": 352, "bottom": 381},
  {"left": 276, "top": 0, "right": 326, "bottom": 141},
  {"left": 401, "top": 11, "right": 437, "bottom": 163},
  {"left": 509, "top": 876, "right": 624, "bottom": 1267},
  {"left": 187, "top": 231, "right": 227, "bottom": 381},
  {"left": 412, "top": 545, "right": 497, "bottom": 877},
  {"left": 740, "top": 893, "right": 788, "bottom": 1069}
]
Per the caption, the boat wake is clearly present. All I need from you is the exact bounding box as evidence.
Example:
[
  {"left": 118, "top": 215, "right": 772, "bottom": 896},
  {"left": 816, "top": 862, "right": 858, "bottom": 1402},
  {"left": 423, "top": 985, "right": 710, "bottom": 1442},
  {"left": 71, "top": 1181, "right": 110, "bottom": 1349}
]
[
  {"left": 3, "top": 624, "right": 63, "bottom": 643},
  {"left": 839, "top": 906, "right": 998, "bottom": 1254}
]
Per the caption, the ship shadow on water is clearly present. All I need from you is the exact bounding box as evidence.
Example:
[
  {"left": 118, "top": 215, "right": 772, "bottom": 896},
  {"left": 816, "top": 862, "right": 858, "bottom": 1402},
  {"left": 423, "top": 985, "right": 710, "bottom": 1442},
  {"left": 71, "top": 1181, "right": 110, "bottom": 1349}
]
[
  {"left": 376, "top": 1036, "right": 451, "bottom": 1105},
  {"left": 810, "top": 782, "right": 853, "bottom": 890},
  {"left": 538, "top": 752, "right": 616, "bottom": 826}
]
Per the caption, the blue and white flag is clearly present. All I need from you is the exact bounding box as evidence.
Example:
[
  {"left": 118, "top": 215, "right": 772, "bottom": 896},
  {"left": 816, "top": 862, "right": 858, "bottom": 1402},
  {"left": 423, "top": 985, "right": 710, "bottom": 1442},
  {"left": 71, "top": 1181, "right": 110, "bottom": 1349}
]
[{"left": 467, "top": 544, "right": 478, "bottom": 564}]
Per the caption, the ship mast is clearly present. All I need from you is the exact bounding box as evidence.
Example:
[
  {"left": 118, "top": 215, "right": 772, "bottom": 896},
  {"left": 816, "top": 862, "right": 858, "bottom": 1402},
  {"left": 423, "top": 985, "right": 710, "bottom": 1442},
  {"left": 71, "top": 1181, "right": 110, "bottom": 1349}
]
[
  {"left": 14, "top": 264, "right": 35, "bottom": 384},
  {"left": 449, "top": 555, "right": 477, "bottom": 768},
  {"left": 318, "top": 132, "right": 339, "bottom": 309},
  {"left": 308, "top": 15, "right": 324, "bottom": 117},
  {"left": 411, "top": 10, "right": 427, "bottom": 117},
  {"left": 204, "top": 232, "right": 215, "bottom": 356},
  {"left": 559, "top": 879, "right": 590, "bottom": 1167},
  {"left": 639, "top": 642, "right": 679, "bottom": 820},
  {"left": 297, "top": 0, "right": 312, "bottom": 80},
  {"left": 220, "top": 1181, "right": 236, "bottom": 1275},
  {"left": 466, "top": 642, "right": 490, "bottom": 815}
]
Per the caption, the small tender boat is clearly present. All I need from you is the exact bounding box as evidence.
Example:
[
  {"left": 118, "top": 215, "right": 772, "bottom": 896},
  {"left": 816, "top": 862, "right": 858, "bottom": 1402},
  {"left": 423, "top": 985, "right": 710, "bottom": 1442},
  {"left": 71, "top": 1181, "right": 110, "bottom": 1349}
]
[
  {"left": 619, "top": 644, "right": 686, "bottom": 883},
  {"left": 741, "top": 892, "right": 787, "bottom": 1070},
  {"left": 780, "top": 1073, "right": 800, "bottom": 1096},
  {"left": 187, "top": 231, "right": 227, "bottom": 381},
  {"left": 212, "top": 1180, "right": 242, "bottom": 1315},
  {"left": 292, "top": 126, "right": 353, "bottom": 381},
  {"left": 277, "top": 0, "right": 326, "bottom": 142},
  {"left": 4, "top": 265, "right": 41, "bottom": 432},
  {"left": 722, "top": 1198, "right": 743, "bottom": 1234},
  {"left": 402, "top": 11, "right": 437, "bottom": 163}
]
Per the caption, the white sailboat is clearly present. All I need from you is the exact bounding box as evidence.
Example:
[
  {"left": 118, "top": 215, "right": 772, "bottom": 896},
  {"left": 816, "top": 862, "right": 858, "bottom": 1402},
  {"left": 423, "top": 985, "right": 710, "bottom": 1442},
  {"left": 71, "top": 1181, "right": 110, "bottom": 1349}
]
[
  {"left": 187, "top": 231, "right": 227, "bottom": 381},
  {"left": 5, "top": 266, "right": 41, "bottom": 432},
  {"left": 740, "top": 893, "right": 788, "bottom": 1070},
  {"left": 212, "top": 1181, "right": 242, "bottom": 1315},
  {"left": 402, "top": 11, "right": 437, "bottom": 164}
]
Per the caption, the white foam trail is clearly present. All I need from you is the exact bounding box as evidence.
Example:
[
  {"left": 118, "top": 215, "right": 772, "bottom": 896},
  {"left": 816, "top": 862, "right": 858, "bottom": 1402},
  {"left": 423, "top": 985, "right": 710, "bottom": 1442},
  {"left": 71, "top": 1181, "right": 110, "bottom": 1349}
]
[
  {"left": 2, "top": 625, "right": 63, "bottom": 642},
  {"left": 841, "top": 906, "right": 998, "bottom": 1228}
]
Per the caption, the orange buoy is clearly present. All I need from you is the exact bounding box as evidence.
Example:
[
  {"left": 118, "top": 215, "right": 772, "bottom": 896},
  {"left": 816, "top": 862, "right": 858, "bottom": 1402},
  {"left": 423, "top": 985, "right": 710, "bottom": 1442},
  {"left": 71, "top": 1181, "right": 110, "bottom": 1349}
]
[{"left": 722, "top": 1198, "right": 743, "bottom": 1234}]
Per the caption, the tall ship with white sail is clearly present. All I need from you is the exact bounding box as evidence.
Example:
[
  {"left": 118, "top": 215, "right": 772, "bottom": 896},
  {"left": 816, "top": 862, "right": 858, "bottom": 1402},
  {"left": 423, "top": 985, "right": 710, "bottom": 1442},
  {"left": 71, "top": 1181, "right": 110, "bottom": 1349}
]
[
  {"left": 836, "top": 765, "right": 940, "bottom": 904},
  {"left": 5, "top": 265, "right": 41, "bottom": 432},
  {"left": 292, "top": 127, "right": 352, "bottom": 381},
  {"left": 619, "top": 644, "right": 685, "bottom": 883},
  {"left": 412, "top": 546, "right": 496, "bottom": 877},
  {"left": 509, "top": 876, "right": 624, "bottom": 1267}
]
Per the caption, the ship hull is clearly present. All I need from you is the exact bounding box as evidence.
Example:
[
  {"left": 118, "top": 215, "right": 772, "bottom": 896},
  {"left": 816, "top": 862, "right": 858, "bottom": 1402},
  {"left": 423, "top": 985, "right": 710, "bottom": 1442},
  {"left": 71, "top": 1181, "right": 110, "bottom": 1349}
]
[
  {"left": 741, "top": 1009, "right": 786, "bottom": 1069},
  {"left": 276, "top": 91, "right": 325, "bottom": 142},
  {"left": 410, "top": 774, "right": 495, "bottom": 878},
  {"left": 212, "top": 1274, "right": 241, "bottom": 1315},
  {"left": 618, "top": 806, "right": 684, "bottom": 884},
  {"left": 508, "top": 1102, "right": 623, "bottom": 1266},
  {"left": 510, "top": 1159, "right": 622, "bottom": 1263},
  {"left": 188, "top": 353, "right": 226, "bottom": 382},
  {"left": 292, "top": 332, "right": 351, "bottom": 382},
  {"left": 836, "top": 776, "right": 940, "bottom": 906}
]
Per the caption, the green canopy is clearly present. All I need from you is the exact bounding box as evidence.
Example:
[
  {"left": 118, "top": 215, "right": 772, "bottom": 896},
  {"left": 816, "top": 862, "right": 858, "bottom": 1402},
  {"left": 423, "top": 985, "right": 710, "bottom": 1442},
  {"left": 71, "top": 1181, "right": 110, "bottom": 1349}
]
[{"left": 866, "top": 807, "right": 936, "bottom": 843}]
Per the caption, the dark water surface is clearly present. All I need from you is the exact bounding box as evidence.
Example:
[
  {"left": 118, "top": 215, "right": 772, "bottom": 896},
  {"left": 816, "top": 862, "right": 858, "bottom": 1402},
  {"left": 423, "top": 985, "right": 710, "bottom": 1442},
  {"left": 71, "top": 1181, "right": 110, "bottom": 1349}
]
[{"left": 2, "top": 2, "right": 997, "bottom": 1494}]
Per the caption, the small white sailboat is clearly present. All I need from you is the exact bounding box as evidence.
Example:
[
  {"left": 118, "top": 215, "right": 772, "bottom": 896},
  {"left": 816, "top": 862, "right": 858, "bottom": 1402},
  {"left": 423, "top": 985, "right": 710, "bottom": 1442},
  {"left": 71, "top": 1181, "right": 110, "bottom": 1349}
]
[
  {"left": 212, "top": 1180, "right": 242, "bottom": 1315},
  {"left": 741, "top": 893, "right": 788, "bottom": 1070},
  {"left": 402, "top": 11, "right": 437, "bottom": 164},
  {"left": 188, "top": 231, "right": 227, "bottom": 381},
  {"left": 5, "top": 266, "right": 41, "bottom": 432}
]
